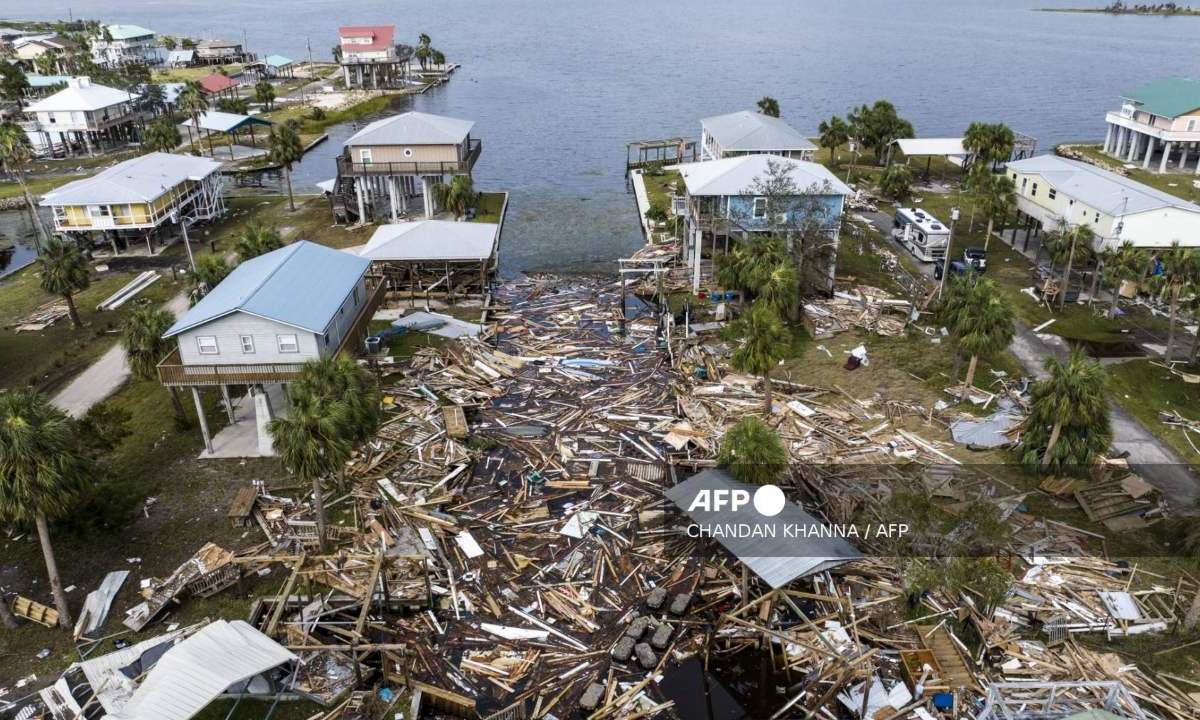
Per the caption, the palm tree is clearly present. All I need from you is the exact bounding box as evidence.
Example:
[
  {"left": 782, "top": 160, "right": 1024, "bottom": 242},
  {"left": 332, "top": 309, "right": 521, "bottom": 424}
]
[
  {"left": 39, "top": 239, "right": 91, "bottom": 329},
  {"left": 963, "top": 122, "right": 1016, "bottom": 170},
  {"left": 189, "top": 254, "right": 231, "bottom": 303},
  {"left": 0, "top": 121, "right": 48, "bottom": 248},
  {"left": 0, "top": 388, "right": 92, "bottom": 627},
  {"left": 269, "top": 356, "right": 377, "bottom": 550},
  {"left": 756, "top": 97, "right": 780, "bottom": 118},
  {"left": 120, "top": 306, "right": 189, "bottom": 425},
  {"left": 715, "top": 235, "right": 788, "bottom": 298},
  {"left": 1020, "top": 348, "right": 1111, "bottom": 473},
  {"left": 955, "top": 279, "right": 1015, "bottom": 401},
  {"left": 415, "top": 33, "right": 433, "bottom": 71},
  {"left": 177, "top": 80, "right": 209, "bottom": 152},
  {"left": 718, "top": 416, "right": 788, "bottom": 486},
  {"left": 142, "top": 116, "right": 182, "bottom": 153},
  {"left": 729, "top": 303, "right": 792, "bottom": 412},
  {"left": 817, "top": 116, "right": 850, "bottom": 167},
  {"left": 34, "top": 52, "right": 58, "bottom": 76},
  {"left": 1153, "top": 242, "right": 1199, "bottom": 362},
  {"left": 268, "top": 124, "right": 304, "bottom": 211},
  {"left": 879, "top": 163, "right": 912, "bottom": 201},
  {"left": 233, "top": 220, "right": 284, "bottom": 262},
  {"left": 1058, "top": 224, "right": 1095, "bottom": 311},
  {"left": 143, "top": 84, "right": 166, "bottom": 116},
  {"left": 254, "top": 81, "right": 276, "bottom": 111},
  {"left": 976, "top": 172, "right": 1015, "bottom": 250},
  {"left": 433, "top": 175, "right": 478, "bottom": 219},
  {"left": 757, "top": 260, "right": 799, "bottom": 320}
]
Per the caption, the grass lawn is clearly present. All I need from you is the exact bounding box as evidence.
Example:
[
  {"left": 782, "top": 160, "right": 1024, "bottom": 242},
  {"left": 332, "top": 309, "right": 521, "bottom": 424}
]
[
  {"left": 0, "top": 264, "right": 180, "bottom": 392},
  {"left": 642, "top": 170, "right": 684, "bottom": 212},
  {"left": 1067, "top": 144, "right": 1200, "bottom": 205},
  {"left": 472, "top": 192, "right": 507, "bottom": 224},
  {"left": 0, "top": 376, "right": 286, "bottom": 688},
  {"left": 152, "top": 64, "right": 245, "bottom": 82},
  {"left": 203, "top": 195, "right": 373, "bottom": 251},
  {"left": 1108, "top": 358, "right": 1200, "bottom": 466}
]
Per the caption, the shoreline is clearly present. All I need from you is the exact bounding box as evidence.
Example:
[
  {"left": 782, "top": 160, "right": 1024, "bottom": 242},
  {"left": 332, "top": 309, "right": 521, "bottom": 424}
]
[{"left": 1037, "top": 7, "right": 1200, "bottom": 16}]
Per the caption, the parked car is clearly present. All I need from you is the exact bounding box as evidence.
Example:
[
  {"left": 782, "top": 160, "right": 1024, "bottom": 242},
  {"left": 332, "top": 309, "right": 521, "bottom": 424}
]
[
  {"left": 963, "top": 247, "right": 987, "bottom": 272},
  {"left": 934, "top": 259, "right": 970, "bottom": 281}
]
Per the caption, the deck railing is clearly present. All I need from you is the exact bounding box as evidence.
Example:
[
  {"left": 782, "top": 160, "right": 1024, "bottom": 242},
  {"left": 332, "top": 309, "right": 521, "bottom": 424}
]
[
  {"left": 157, "top": 279, "right": 387, "bottom": 387},
  {"left": 337, "top": 139, "right": 481, "bottom": 177}
]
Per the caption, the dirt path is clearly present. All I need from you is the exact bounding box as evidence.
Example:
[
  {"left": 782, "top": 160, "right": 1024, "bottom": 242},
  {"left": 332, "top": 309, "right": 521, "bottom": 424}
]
[
  {"left": 51, "top": 292, "right": 189, "bottom": 418},
  {"left": 1009, "top": 321, "right": 1199, "bottom": 513}
]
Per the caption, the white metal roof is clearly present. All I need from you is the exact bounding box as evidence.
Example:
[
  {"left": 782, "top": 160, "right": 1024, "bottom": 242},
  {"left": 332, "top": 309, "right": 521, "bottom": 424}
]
[
  {"left": 665, "top": 469, "right": 862, "bottom": 589},
  {"left": 700, "top": 110, "right": 815, "bottom": 152},
  {"left": 25, "top": 77, "right": 134, "bottom": 112},
  {"left": 1008, "top": 154, "right": 1200, "bottom": 216},
  {"left": 895, "top": 207, "right": 951, "bottom": 235},
  {"left": 109, "top": 620, "right": 295, "bottom": 720},
  {"left": 891, "top": 137, "right": 968, "bottom": 157},
  {"left": 359, "top": 220, "right": 499, "bottom": 262},
  {"left": 40, "top": 153, "right": 222, "bottom": 207},
  {"left": 345, "top": 111, "right": 475, "bottom": 147},
  {"left": 165, "top": 241, "right": 371, "bottom": 337},
  {"left": 675, "top": 155, "right": 853, "bottom": 197}
]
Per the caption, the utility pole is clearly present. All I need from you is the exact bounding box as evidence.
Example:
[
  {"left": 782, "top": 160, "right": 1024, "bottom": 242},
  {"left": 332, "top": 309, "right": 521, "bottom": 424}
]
[{"left": 937, "top": 206, "right": 961, "bottom": 299}]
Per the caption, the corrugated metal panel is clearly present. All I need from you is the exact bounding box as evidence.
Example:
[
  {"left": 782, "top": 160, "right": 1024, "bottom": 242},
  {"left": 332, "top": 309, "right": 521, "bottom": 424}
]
[
  {"left": 700, "top": 110, "right": 816, "bottom": 152},
  {"left": 110, "top": 620, "right": 295, "bottom": 720},
  {"left": 344, "top": 111, "right": 475, "bottom": 148}
]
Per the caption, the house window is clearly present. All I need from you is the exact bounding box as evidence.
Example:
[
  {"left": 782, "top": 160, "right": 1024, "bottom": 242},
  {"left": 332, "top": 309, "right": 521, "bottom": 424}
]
[
  {"left": 1095, "top": 212, "right": 1100, "bottom": 223},
  {"left": 752, "top": 197, "right": 768, "bottom": 219},
  {"left": 1189, "top": 119, "right": 1198, "bottom": 132},
  {"left": 323, "top": 332, "right": 331, "bottom": 346},
  {"left": 277, "top": 334, "right": 299, "bottom": 353},
  {"left": 87, "top": 205, "right": 111, "bottom": 217},
  {"left": 403, "top": 148, "right": 414, "bottom": 158},
  {"left": 1048, "top": 188, "right": 1056, "bottom": 200},
  {"left": 353, "top": 286, "right": 360, "bottom": 304},
  {"left": 1031, "top": 183, "right": 1038, "bottom": 197},
  {"left": 359, "top": 148, "right": 372, "bottom": 164},
  {"left": 1021, "top": 178, "right": 1027, "bottom": 192},
  {"left": 196, "top": 335, "right": 219, "bottom": 355},
  {"left": 240, "top": 335, "right": 255, "bottom": 354},
  {"left": 1011, "top": 173, "right": 1017, "bottom": 181}
]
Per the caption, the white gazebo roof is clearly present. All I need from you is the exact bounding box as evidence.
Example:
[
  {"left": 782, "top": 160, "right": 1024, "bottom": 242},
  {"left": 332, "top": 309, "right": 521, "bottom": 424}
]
[{"left": 891, "top": 138, "right": 969, "bottom": 157}]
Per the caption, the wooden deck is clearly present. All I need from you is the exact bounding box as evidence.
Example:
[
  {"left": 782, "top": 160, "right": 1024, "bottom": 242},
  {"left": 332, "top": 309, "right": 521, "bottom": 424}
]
[
  {"left": 337, "top": 139, "right": 481, "bottom": 177},
  {"left": 157, "top": 280, "right": 387, "bottom": 387}
]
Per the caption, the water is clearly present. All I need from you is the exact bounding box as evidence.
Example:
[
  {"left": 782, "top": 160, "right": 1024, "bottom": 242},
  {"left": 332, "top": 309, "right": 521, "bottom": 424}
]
[
  {"left": 14, "top": 0, "right": 1200, "bottom": 272},
  {"left": 0, "top": 207, "right": 48, "bottom": 279}
]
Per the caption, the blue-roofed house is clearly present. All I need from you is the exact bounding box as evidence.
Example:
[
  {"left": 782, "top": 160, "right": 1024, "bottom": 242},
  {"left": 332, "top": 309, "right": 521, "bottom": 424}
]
[
  {"left": 158, "top": 240, "right": 384, "bottom": 455},
  {"left": 263, "top": 55, "right": 295, "bottom": 78}
]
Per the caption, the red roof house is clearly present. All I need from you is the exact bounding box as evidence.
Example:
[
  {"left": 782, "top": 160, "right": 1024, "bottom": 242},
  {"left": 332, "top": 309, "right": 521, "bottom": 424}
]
[
  {"left": 337, "top": 25, "right": 396, "bottom": 55},
  {"left": 198, "top": 74, "right": 239, "bottom": 95}
]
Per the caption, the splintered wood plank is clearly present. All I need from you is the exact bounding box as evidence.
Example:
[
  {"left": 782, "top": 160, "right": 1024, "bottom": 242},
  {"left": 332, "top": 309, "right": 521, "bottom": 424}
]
[{"left": 442, "top": 404, "right": 469, "bottom": 439}]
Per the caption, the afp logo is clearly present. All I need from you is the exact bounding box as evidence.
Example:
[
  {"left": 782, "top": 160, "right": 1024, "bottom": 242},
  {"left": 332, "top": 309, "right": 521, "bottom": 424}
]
[{"left": 687, "top": 484, "right": 786, "bottom": 517}]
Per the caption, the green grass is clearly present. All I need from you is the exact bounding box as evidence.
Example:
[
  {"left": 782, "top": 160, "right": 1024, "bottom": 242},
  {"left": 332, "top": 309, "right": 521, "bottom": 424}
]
[
  {"left": 642, "top": 170, "right": 684, "bottom": 212},
  {"left": 265, "top": 94, "right": 397, "bottom": 135},
  {"left": 0, "top": 264, "right": 179, "bottom": 392},
  {"left": 1066, "top": 144, "right": 1200, "bottom": 205},
  {"left": 472, "top": 192, "right": 507, "bottom": 224},
  {"left": 1108, "top": 358, "right": 1200, "bottom": 465},
  {"left": 152, "top": 64, "right": 245, "bottom": 82}
]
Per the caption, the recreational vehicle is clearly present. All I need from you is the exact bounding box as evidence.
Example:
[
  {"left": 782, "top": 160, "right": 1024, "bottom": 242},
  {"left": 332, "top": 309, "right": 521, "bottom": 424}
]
[{"left": 892, "top": 207, "right": 950, "bottom": 263}]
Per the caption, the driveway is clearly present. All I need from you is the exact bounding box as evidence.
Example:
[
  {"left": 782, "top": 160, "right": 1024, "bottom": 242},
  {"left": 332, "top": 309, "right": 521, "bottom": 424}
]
[
  {"left": 1009, "top": 321, "right": 1199, "bottom": 514},
  {"left": 51, "top": 292, "right": 190, "bottom": 418}
]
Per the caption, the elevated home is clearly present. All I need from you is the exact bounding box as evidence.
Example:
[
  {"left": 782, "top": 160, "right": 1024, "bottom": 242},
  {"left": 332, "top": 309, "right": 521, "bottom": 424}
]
[
  {"left": 1104, "top": 77, "right": 1200, "bottom": 174},
  {"left": 90, "top": 24, "right": 158, "bottom": 67},
  {"left": 166, "top": 49, "right": 195, "bottom": 67},
  {"left": 1008, "top": 155, "right": 1200, "bottom": 250},
  {"left": 40, "top": 152, "right": 225, "bottom": 255},
  {"left": 356, "top": 219, "right": 501, "bottom": 300},
  {"left": 700, "top": 111, "right": 816, "bottom": 162},
  {"left": 159, "top": 241, "right": 383, "bottom": 456},
  {"left": 195, "top": 39, "right": 251, "bottom": 64},
  {"left": 25, "top": 77, "right": 137, "bottom": 154},
  {"left": 332, "top": 111, "right": 481, "bottom": 223},
  {"left": 676, "top": 154, "right": 853, "bottom": 292},
  {"left": 338, "top": 25, "right": 410, "bottom": 89},
  {"left": 13, "top": 35, "right": 78, "bottom": 73}
]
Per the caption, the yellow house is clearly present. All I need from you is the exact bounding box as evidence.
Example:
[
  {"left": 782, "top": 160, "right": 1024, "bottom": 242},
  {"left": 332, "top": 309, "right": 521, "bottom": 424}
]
[{"left": 40, "top": 152, "right": 226, "bottom": 255}]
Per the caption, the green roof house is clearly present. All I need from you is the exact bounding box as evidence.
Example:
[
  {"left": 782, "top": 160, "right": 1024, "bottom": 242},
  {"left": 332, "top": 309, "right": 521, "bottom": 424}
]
[{"left": 1103, "top": 76, "right": 1200, "bottom": 174}]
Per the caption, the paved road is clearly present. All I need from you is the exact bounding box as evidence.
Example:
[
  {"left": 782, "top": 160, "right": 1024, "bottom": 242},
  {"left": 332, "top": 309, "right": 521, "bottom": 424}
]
[
  {"left": 1009, "top": 322, "right": 1199, "bottom": 514},
  {"left": 51, "top": 293, "right": 189, "bottom": 418}
]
